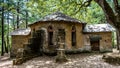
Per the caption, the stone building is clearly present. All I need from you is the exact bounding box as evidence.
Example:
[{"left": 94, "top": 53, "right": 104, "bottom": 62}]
[{"left": 10, "top": 12, "right": 114, "bottom": 57}]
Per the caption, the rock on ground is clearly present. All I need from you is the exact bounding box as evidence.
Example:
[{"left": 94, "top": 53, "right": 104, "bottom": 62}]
[{"left": 0, "top": 53, "right": 120, "bottom": 68}]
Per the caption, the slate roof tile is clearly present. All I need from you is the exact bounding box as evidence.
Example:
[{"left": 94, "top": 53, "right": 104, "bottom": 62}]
[
  {"left": 10, "top": 28, "right": 31, "bottom": 35},
  {"left": 83, "top": 23, "right": 115, "bottom": 32}
]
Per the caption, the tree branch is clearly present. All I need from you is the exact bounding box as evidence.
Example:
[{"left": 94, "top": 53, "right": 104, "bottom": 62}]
[
  {"left": 71, "top": 0, "right": 92, "bottom": 16},
  {"left": 94, "top": 0, "right": 116, "bottom": 27},
  {"left": 113, "top": 0, "right": 119, "bottom": 13},
  {"left": 113, "top": 0, "right": 120, "bottom": 28}
]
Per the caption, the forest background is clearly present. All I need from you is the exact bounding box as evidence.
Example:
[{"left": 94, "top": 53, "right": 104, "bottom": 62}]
[{"left": 0, "top": 0, "right": 117, "bottom": 55}]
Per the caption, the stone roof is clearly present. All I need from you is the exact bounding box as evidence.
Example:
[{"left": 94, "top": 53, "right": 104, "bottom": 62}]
[
  {"left": 29, "top": 12, "right": 85, "bottom": 26},
  {"left": 10, "top": 28, "right": 31, "bottom": 35},
  {"left": 83, "top": 23, "right": 115, "bottom": 33}
]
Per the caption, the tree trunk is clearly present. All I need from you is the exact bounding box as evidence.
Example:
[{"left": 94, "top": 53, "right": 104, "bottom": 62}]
[
  {"left": 25, "top": 11, "right": 28, "bottom": 28},
  {"left": 113, "top": 0, "right": 120, "bottom": 51},
  {"left": 94, "top": 0, "right": 115, "bottom": 25},
  {"left": 12, "top": 14, "right": 15, "bottom": 30},
  {"left": 7, "top": 0, "right": 10, "bottom": 52},
  {"left": 7, "top": 34, "right": 10, "bottom": 52},
  {"left": 4, "top": 40, "right": 8, "bottom": 53},
  {"left": 116, "top": 29, "right": 120, "bottom": 52},
  {"left": 7, "top": 13, "right": 10, "bottom": 52},
  {"left": 94, "top": 0, "right": 120, "bottom": 52},
  {"left": 116, "top": 30, "right": 119, "bottom": 50},
  {"left": 16, "top": 1, "right": 20, "bottom": 29},
  {"left": 1, "top": 0, "right": 4, "bottom": 56}
]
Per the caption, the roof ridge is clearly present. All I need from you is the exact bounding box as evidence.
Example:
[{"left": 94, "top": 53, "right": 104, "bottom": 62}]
[
  {"left": 44, "top": 11, "right": 77, "bottom": 19},
  {"left": 28, "top": 11, "right": 85, "bottom": 26}
]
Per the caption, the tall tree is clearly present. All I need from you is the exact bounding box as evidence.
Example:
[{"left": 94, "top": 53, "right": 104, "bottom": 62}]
[
  {"left": 25, "top": 10, "right": 28, "bottom": 28},
  {"left": 1, "top": 0, "right": 4, "bottom": 56},
  {"left": 16, "top": 1, "right": 20, "bottom": 29},
  {"left": 7, "top": 0, "right": 10, "bottom": 52},
  {"left": 25, "top": 0, "right": 28, "bottom": 28},
  {"left": 12, "top": 14, "right": 15, "bottom": 30},
  {"left": 93, "top": 0, "right": 120, "bottom": 51},
  {"left": 71, "top": 0, "right": 120, "bottom": 51}
]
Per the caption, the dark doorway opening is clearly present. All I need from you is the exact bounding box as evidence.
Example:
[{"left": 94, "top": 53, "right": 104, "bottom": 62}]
[
  {"left": 48, "top": 32, "right": 53, "bottom": 45},
  {"left": 29, "top": 29, "right": 45, "bottom": 55},
  {"left": 38, "top": 30, "right": 45, "bottom": 54},
  {"left": 71, "top": 26, "right": 76, "bottom": 46},
  {"left": 90, "top": 35, "right": 101, "bottom": 51},
  {"left": 48, "top": 26, "right": 53, "bottom": 45},
  {"left": 90, "top": 40, "right": 100, "bottom": 51}
]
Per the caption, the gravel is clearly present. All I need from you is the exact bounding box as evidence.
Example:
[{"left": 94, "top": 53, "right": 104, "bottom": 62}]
[{"left": 0, "top": 53, "right": 120, "bottom": 68}]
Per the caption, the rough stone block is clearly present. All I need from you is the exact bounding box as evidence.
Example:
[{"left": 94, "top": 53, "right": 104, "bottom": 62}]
[{"left": 103, "top": 53, "right": 120, "bottom": 65}]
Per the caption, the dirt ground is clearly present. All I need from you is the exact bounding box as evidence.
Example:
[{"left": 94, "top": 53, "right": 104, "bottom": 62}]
[{"left": 0, "top": 53, "right": 120, "bottom": 68}]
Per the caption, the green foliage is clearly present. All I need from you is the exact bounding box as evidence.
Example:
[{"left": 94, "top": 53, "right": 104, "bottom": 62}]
[
  {"left": 25, "top": 0, "right": 105, "bottom": 24},
  {"left": 0, "top": 0, "right": 107, "bottom": 53}
]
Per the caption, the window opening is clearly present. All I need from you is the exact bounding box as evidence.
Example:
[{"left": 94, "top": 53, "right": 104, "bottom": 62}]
[
  {"left": 48, "top": 26, "right": 53, "bottom": 45},
  {"left": 71, "top": 26, "right": 76, "bottom": 46}
]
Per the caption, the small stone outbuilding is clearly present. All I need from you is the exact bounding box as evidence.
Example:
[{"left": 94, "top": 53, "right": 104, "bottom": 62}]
[{"left": 10, "top": 12, "right": 114, "bottom": 57}]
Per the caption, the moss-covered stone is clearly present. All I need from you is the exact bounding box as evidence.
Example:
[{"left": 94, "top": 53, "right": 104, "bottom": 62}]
[
  {"left": 103, "top": 53, "right": 120, "bottom": 65},
  {"left": 55, "top": 55, "right": 68, "bottom": 63},
  {"left": 13, "top": 58, "right": 24, "bottom": 65}
]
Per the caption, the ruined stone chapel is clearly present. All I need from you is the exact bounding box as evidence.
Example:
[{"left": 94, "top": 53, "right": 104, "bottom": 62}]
[{"left": 11, "top": 12, "right": 114, "bottom": 57}]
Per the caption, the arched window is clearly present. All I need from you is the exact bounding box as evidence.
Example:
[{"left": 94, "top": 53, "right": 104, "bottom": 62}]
[
  {"left": 71, "top": 26, "right": 76, "bottom": 46},
  {"left": 48, "top": 26, "right": 53, "bottom": 45}
]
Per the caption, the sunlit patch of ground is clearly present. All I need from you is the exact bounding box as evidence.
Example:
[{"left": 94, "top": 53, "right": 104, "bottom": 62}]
[{"left": 0, "top": 53, "right": 120, "bottom": 68}]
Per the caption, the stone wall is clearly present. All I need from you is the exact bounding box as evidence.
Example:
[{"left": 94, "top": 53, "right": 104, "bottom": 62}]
[
  {"left": 11, "top": 21, "right": 113, "bottom": 57},
  {"left": 99, "top": 32, "right": 112, "bottom": 52},
  {"left": 29, "top": 21, "right": 84, "bottom": 50},
  {"left": 11, "top": 35, "right": 30, "bottom": 57},
  {"left": 83, "top": 32, "right": 112, "bottom": 52}
]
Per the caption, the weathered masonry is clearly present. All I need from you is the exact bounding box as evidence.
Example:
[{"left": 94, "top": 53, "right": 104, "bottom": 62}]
[{"left": 10, "top": 12, "right": 114, "bottom": 57}]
